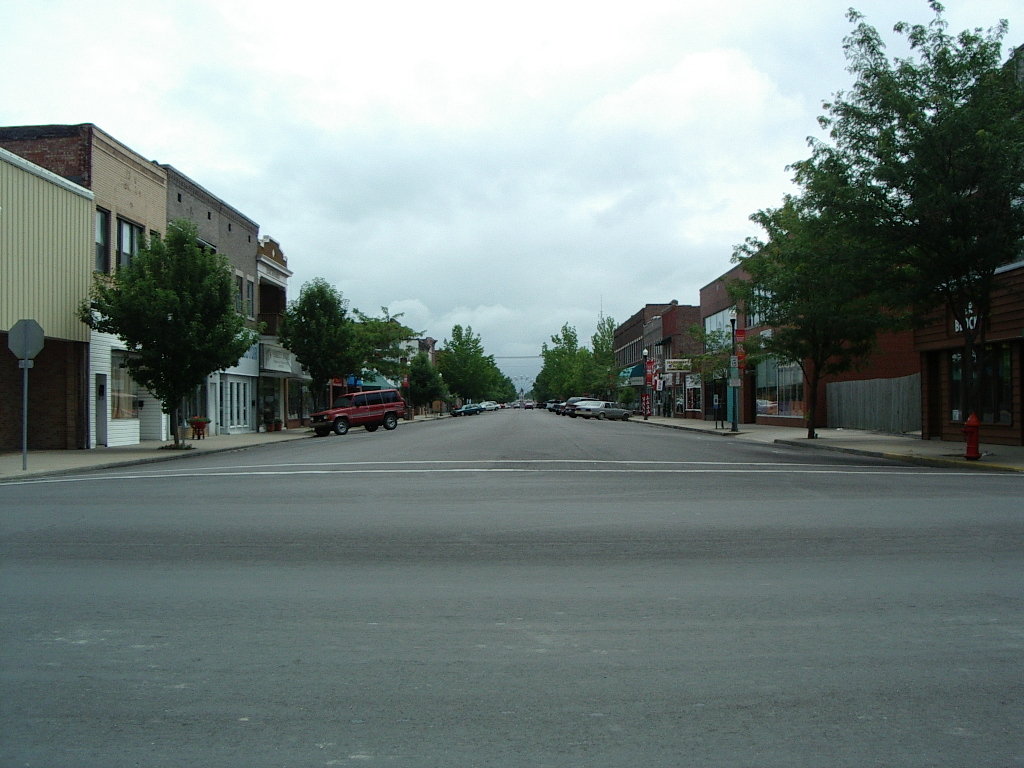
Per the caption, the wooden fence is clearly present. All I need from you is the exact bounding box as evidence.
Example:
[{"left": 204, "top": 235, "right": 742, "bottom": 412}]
[{"left": 826, "top": 373, "right": 921, "bottom": 434}]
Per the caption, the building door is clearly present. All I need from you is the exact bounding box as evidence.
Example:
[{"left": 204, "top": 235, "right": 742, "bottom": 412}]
[
  {"left": 926, "top": 352, "right": 943, "bottom": 439},
  {"left": 95, "top": 373, "right": 108, "bottom": 447}
]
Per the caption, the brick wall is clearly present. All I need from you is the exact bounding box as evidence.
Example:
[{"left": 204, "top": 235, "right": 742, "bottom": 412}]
[
  {"left": 1, "top": 335, "right": 87, "bottom": 450},
  {"left": 0, "top": 124, "right": 91, "bottom": 187}
]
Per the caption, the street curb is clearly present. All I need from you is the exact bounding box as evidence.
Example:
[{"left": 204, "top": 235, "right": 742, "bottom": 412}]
[
  {"left": 772, "top": 438, "right": 1023, "bottom": 473},
  {"left": 630, "top": 415, "right": 1023, "bottom": 473},
  {"left": 631, "top": 419, "right": 744, "bottom": 437},
  {"left": 0, "top": 434, "right": 314, "bottom": 484},
  {"left": 1, "top": 421, "right": 441, "bottom": 484}
]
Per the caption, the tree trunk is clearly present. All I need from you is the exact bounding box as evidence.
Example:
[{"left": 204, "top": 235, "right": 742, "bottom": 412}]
[
  {"left": 803, "top": 363, "right": 820, "bottom": 439},
  {"left": 171, "top": 404, "right": 182, "bottom": 448}
]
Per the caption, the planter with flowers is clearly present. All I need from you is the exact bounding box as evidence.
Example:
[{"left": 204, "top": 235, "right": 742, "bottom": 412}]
[{"left": 188, "top": 416, "right": 210, "bottom": 439}]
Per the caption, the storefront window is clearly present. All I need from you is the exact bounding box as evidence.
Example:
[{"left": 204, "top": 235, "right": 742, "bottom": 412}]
[
  {"left": 684, "top": 374, "right": 702, "bottom": 412},
  {"left": 111, "top": 350, "right": 138, "bottom": 419},
  {"left": 755, "top": 357, "right": 804, "bottom": 418},
  {"left": 950, "top": 344, "right": 1012, "bottom": 424},
  {"left": 288, "top": 380, "right": 312, "bottom": 420}
]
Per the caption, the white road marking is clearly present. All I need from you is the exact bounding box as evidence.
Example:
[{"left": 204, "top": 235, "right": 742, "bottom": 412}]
[{"left": 2, "top": 460, "right": 1015, "bottom": 486}]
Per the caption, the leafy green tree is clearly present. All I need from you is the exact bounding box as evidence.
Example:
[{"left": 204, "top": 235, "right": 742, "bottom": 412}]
[
  {"left": 436, "top": 325, "right": 495, "bottom": 402},
  {"left": 805, "top": 3, "right": 1024, "bottom": 418},
  {"left": 588, "top": 315, "right": 618, "bottom": 399},
  {"left": 489, "top": 373, "right": 518, "bottom": 403},
  {"left": 353, "top": 307, "right": 420, "bottom": 382},
  {"left": 278, "top": 278, "right": 360, "bottom": 409},
  {"left": 732, "top": 195, "right": 892, "bottom": 438},
  {"left": 537, "top": 323, "right": 594, "bottom": 400},
  {"left": 408, "top": 352, "right": 447, "bottom": 410},
  {"left": 80, "top": 219, "right": 258, "bottom": 447}
]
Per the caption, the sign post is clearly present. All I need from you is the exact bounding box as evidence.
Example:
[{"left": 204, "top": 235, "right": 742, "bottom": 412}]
[{"left": 8, "top": 319, "right": 45, "bottom": 471}]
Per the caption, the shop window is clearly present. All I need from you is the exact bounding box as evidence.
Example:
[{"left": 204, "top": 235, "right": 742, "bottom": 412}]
[
  {"left": 111, "top": 351, "right": 139, "bottom": 419},
  {"left": 950, "top": 344, "right": 1012, "bottom": 424},
  {"left": 755, "top": 357, "right": 804, "bottom": 418}
]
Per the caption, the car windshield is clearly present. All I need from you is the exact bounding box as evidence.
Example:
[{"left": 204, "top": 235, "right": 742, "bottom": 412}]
[{"left": 332, "top": 396, "right": 353, "bottom": 408}]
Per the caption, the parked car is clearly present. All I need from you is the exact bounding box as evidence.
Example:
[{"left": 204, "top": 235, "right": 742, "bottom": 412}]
[
  {"left": 310, "top": 388, "right": 406, "bottom": 436},
  {"left": 452, "top": 403, "right": 484, "bottom": 416},
  {"left": 479, "top": 401, "right": 500, "bottom": 411},
  {"left": 575, "top": 401, "right": 632, "bottom": 420},
  {"left": 560, "top": 397, "right": 591, "bottom": 417}
]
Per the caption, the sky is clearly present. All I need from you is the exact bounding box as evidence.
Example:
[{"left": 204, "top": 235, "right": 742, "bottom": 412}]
[{"left": 2, "top": 0, "right": 1019, "bottom": 387}]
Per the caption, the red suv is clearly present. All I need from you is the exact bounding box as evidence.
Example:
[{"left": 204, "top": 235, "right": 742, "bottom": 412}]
[{"left": 310, "top": 389, "right": 406, "bottom": 437}]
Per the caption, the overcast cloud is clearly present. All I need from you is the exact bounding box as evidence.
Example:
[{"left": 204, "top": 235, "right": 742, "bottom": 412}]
[{"left": 3, "top": 0, "right": 1019, "bottom": 385}]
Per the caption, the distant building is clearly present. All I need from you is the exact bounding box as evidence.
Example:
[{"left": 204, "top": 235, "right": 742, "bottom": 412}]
[{"left": 256, "top": 235, "right": 311, "bottom": 429}]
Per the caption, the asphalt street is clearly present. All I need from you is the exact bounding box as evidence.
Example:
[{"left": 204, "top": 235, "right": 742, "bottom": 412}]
[{"left": 2, "top": 409, "right": 1022, "bottom": 767}]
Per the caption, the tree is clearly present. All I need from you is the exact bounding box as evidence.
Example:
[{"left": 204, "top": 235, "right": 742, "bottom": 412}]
[
  {"left": 353, "top": 307, "right": 420, "bottom": 382},
  {"left": 278, "top": 278, "right": 360, "bottom": 409},
  {"left": 806, "top": 3, "right": 1024, "bottom": 419},
  {"left": 80, "top": 219, "right": 258, "bottom": 447},
  {"left": 537, "top": 324, "right": 593, "bottom": 400},
  {"left": 490, "top": 373, "right": 518, "bottom": 403},
  {"left": 408, "top": 352, "right": 447, "bottom": 409},
  {"left": 589, "top": 315, "right": 619, "bottom": 399},
  {"left": 732, "top": 195, "right": 892, "bottom": 438},
  {"left": 436, "top": 325, "right": 495, "bottom": 402}
]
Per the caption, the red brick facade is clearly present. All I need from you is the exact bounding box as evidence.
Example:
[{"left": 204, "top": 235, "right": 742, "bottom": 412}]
[
  {"left": 0, "top": 124, "right": 93, "bottom": 188},
  {"left": 915, "top": 263, "right": 1024, "bottom": 445},
  {"left": 1, "top": 335, "right": 88, "bottom": 450}
]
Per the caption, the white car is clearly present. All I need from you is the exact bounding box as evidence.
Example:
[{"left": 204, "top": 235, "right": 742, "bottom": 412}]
[
  {"left": 575, "top": 401, "right": 632, "bottom": 420},
  {"left": 479, "top": 401, "right": 500, "bottom": 411}
]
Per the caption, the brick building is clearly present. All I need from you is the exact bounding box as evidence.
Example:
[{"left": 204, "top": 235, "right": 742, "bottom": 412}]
[
  {"left": 916, "top": 261, "right": 1024, "bottom": 446},
  {"left": 700, "top": 263, "right": 920, "bottom": 431},
  {"left": 161, "top": 163, "right": 262, "bottom": 435},
  {"left": 0, "top": 124, "right": 170, "bottom": 447}
]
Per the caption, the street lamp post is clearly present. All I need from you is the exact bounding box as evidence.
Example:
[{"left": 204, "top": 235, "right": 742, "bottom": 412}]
[
  {"left": 729, "top": 314, "right": 739, "bottom": 433},
  {"left": 642, "top": 347, "right": 650, "bottom": 421}
]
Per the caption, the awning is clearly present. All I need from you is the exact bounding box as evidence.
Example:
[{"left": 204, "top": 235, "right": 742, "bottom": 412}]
[{"left": 618, "top": 364, "right": 644, "bottom": 386}]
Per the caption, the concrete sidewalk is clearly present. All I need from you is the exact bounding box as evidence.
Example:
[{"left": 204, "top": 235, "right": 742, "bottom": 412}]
[
  {"left": 633, "top": 414, "right": 1024, "bottom": 473},
  {"left": 2, "top": 412, "right": 1022, "bottom": 483}
]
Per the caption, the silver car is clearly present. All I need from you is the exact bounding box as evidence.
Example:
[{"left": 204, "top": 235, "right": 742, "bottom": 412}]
[{"left": 575, "top": 401, "right": 631, "bottom": 420}]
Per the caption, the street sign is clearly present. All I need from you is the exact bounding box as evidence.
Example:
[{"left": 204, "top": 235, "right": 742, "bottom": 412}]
[
  {"left": 8, "top": 318, "right": 44, "bottom": 360},
  {"left": 8, "top": 319, "right": 44, "bottom": 472},
  {"left": 664, "top": 359, "right": 691, "bottom": 372}
]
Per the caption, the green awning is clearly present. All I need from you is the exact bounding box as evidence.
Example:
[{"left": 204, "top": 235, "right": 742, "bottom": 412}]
[{"left": 618, "top": 364, "right": 644, "bottom": 384}]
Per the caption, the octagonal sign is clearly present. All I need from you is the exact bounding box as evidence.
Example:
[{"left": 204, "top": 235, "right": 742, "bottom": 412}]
[{"left": 8, "top": 318, "right": 44, "bottom": 360}]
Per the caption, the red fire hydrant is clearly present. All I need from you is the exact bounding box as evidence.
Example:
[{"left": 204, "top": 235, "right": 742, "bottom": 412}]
[{"left": 962, "top": 412, "right": 981, "bottom": 461}]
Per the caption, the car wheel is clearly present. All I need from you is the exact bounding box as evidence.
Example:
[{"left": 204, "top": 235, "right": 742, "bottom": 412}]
[
  {"left": 314, "top": 428, "right": 330, "bottom": 437},
  {"left": 621, "top": 414, "right": 629, "bottom": 420},
  {"left": 332, "top": 418, "right": 349, "bottom": 436},
  {"left": 383, "top": 413, "right": 398, "bottom": 430},
  {"left": 597, "top": 412, "right": 606, "bottom": 420},
  {"left": 365, "top": 424, "right": 379, "bottom": 432}
]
